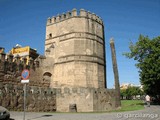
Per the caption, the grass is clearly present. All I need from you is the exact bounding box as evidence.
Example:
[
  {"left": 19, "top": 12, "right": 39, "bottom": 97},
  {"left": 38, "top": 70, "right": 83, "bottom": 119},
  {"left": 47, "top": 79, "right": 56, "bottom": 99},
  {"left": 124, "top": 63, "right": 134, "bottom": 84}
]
[
  {"left": 114, "top": 100, "right": 145, "bottom": 112},
  {"left": 35, "top": 100, "right": 145, "bottom": 114},
  {"left": 54, "top": 100, "right": 145, "bottom": 113}
]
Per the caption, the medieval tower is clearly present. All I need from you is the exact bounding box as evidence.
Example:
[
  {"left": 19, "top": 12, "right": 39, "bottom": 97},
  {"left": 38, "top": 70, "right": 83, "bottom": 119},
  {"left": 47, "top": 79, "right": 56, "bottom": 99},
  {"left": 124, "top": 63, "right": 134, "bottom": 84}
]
[{"left": 45, "top": 9, "right": 106, "bottom": 89}]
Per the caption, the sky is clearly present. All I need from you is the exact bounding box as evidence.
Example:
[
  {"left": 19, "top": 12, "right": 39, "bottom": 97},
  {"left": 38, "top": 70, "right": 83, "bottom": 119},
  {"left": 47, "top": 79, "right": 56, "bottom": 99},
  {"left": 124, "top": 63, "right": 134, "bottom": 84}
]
[{"left": 0, "top": 0, "right": 160, "bottom": 88}]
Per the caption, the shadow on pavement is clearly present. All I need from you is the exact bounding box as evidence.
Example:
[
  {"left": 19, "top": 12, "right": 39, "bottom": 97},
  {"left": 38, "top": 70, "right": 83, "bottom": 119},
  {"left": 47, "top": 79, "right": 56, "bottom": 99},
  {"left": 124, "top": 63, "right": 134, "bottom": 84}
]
[
  {"left": 42, "top": 115, "right": 53, "bottom": 117},
  {"left": 27, "top": 114, "right": 53, "bottom": 120}
]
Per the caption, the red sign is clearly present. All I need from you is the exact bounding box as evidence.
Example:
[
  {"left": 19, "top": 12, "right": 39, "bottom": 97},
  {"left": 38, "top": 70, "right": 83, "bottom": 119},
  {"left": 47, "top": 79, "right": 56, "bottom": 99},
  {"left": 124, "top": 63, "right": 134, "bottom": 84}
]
[{"left": 21, "top": 69, "right": 30, "bottom": 80}]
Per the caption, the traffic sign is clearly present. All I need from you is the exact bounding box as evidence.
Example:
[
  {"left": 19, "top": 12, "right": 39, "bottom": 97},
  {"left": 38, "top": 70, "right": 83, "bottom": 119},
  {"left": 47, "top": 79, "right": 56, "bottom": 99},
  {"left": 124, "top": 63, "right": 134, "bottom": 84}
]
[
  {"left": 21, "top": 69, "right": 30, "bottom": 80},
  {"left": 21, "top": 69, "right": 30, "bottom": 84}
]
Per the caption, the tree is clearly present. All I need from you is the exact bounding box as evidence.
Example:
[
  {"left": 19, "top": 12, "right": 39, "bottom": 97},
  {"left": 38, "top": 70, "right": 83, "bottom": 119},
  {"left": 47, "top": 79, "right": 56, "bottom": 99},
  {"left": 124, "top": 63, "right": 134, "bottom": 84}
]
[
  {"left": 120, "top": 89, "right": 127, "bottom": 99},
  {"left": 124, "top": 35, "right": 160, "bottom": 95},
  {"left": 120, "top": 86, "right": 143, "bottom": 100}
]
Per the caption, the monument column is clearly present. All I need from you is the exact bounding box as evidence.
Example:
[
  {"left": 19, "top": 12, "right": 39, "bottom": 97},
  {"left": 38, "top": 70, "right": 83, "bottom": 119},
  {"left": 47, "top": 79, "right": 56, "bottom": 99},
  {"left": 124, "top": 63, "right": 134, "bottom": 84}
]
[{"left": 110, "top": 38, "right": 121, "bottom": 107}]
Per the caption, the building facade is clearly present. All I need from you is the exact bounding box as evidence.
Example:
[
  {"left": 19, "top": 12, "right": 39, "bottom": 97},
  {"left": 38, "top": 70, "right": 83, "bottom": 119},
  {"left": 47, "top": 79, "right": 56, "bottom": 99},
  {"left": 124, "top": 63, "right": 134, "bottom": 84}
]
[{"left": 10, "top": 45, "right": 39, "bottom": 64}]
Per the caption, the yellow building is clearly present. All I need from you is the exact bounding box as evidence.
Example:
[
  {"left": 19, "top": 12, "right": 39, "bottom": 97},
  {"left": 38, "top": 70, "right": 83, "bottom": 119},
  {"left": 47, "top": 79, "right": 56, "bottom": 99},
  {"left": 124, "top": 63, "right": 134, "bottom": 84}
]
[
  {"left": 120, "top": 83, "right": 142, "bottom": 90},
  {"left": 120, "top": 83, "right": 131, "bottom": 90},
  {"left": 10, "top": 45, "right": 39, "bottom": 64}
]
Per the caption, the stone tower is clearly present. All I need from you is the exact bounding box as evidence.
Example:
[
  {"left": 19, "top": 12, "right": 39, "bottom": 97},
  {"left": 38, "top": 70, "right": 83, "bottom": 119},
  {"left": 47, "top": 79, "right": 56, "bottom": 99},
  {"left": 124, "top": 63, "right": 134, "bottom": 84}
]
[{"left": 45, "top": 9, "right": 106, "bottom": 89}]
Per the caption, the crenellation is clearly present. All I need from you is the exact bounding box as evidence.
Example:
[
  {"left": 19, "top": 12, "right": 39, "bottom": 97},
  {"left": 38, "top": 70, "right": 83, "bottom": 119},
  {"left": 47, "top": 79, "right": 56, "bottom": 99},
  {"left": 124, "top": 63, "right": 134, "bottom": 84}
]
[
  {"left": 94, "top": 15, "right": 99, "bottom": 22},
  {"left": 7, "top": 53, "right": 13, "bottom": 63},
  {"left": 97, "top": 16, "right": 103, "bottom": 24},
  {"left": 51, "top": 16, "right": 56, "bottom": 24},
  {"left": 61, "top": 13, "right": 65, "bottom": 19},
  {"left": 59, "top": 15, "right": 62, "bottom": 21},
  {"left": 56, "top": 14, "right": 60, "bottom": 22},
  {"left": 66, "top": 11, "right": 72, "bottom": 18},
  {"left": 46, "top": 9, "right": 103, "bottom": 26},
  {"left": 22, "top": 57, "right": 27, "bottom": 65},
  {"left": 29, "top": 57, "right": 34, "bottom": 68},
  {"left": 0, "top": 52, "right": 6, "bottom": 62},
  {"left": 72, "top": 8, "right": 77, "bottom": 16},
  {"left": 91, "top": 13, "right": 96, "bottom": 20},
  {"left": 80, "top": 9, "right": 87, "bottom": 17},
  {"left": 87, "top": 11, "right": 92, "bottom": 19},
  {"left": 99, "top": 18, "right": 103, "bottom": 25},
  {"left": 47, "top": 17, "right": 52, "bottom": 25},
  {"left": 15, "top": 54, "right": 20, "bottom": 64}
]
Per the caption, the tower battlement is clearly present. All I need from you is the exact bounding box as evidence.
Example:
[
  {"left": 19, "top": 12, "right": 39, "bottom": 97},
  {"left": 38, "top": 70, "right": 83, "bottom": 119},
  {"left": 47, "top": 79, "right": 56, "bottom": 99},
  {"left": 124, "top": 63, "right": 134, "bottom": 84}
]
[{"left": 47, "top": 9, "right": 103, "bottom": 26}]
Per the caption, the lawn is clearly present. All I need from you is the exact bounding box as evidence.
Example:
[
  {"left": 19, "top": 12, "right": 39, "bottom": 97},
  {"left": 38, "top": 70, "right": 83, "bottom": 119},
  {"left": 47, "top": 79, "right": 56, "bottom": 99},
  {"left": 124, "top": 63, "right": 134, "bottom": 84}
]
[
  {"left": 115, "top": 100, "right": 145, "bottom": 112},
  {"left": 50, "top": 100, "right": 145, "bottom": 113}
]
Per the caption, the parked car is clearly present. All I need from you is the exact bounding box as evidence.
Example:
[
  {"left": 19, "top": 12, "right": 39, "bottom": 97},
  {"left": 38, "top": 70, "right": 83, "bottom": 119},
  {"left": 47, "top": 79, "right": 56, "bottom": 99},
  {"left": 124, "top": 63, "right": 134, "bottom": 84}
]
[{"left": 0, "top": 106, "right": 10, "bottom": 120}]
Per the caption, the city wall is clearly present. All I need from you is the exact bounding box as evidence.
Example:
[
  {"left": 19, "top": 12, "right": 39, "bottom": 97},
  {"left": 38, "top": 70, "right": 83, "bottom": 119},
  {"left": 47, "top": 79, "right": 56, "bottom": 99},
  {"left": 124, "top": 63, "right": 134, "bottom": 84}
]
[
  {"left": 56, "top": 87, "right": 116, "bottom": 112},
  {"left": 0, "top": 83, "right": 56, "bottom": 112},
  {"left": 0, "top": 52, "right": 50, "bottom": 87},
  {"left": 0, "top": 52, "right": 54, "bottom": 111},
  {"left": 0, "top": 83, "right": 116, "bottom": 112}
]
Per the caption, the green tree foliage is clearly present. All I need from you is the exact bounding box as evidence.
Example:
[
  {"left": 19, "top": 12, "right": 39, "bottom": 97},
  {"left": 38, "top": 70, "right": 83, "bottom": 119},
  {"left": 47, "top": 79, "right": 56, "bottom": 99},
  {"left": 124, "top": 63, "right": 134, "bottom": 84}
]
[
  {"left": 121, "top": 86, "right": 144, "bottom": 100},
  {"left": 124, "top": 35, "right": 160, "bottom": 95},
  {"left": 120, "top": 89, "right": 127, "bottom": 99}
]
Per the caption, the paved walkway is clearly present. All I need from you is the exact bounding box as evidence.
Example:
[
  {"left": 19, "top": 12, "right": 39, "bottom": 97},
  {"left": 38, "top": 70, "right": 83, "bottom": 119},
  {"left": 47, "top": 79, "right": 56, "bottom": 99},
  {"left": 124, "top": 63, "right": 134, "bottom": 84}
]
[{"left": 10, "top": 105, "right": 160, "bottom": 120}]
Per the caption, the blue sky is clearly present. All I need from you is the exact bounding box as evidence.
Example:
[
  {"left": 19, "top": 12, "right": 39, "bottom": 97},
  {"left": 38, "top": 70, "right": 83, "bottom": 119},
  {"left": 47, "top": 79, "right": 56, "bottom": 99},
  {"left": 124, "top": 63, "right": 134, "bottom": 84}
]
[{"left": 0, "top": 0, "right": 160, "bottom": 88}]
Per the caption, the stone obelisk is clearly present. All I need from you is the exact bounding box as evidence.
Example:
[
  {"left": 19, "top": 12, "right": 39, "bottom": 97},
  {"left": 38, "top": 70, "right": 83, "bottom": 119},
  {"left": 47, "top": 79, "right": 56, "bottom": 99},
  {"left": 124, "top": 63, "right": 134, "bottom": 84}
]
[{"left": 110, "top": 38, "right": 121, "bottom": 107}]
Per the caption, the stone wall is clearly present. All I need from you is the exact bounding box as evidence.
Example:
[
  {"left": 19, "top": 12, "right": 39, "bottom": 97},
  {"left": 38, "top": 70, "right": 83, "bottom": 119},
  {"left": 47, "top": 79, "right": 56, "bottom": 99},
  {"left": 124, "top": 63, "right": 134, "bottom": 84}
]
[
  {"left": 56, "top": 87, "right": 116, "bottom": 112},
  {"left": 0, "top": 83, "right": 117, "bottom": 112},
  {"left": 93, "top": 89, "right": 116, "bottom": 111},
  {"left": 56, "top": 87, "right": 94, "bottom": 112},
  {"left": 0, "top": 53, "right": 50, "bottom": 87},
  {"left": 0, "top": 83, "right": 56, "bottom": 112}
]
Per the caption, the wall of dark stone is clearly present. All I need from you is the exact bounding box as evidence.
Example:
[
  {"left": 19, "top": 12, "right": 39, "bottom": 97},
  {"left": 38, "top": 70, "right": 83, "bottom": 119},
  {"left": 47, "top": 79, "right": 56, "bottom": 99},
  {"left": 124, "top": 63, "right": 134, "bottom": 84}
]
[{"left": 0, "top": 83, "right": 56, "bottom": 112}]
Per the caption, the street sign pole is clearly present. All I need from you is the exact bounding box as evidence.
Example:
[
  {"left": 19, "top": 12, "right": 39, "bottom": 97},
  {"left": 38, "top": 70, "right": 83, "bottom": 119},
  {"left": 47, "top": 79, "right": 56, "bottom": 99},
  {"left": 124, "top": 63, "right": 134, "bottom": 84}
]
[
  {"left": 23, "top": 83, "right": 26, "bottom": 120},
  {"left": 21, "top": 69, "right": 30, "bottom": 120}
]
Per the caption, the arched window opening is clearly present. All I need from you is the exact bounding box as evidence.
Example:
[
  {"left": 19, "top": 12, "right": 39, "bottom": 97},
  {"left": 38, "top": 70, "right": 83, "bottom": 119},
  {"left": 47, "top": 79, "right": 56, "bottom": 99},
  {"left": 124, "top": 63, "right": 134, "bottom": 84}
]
[{"left": 43, "top": 72, "right": 52, "bottom": 82}]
